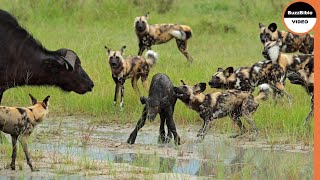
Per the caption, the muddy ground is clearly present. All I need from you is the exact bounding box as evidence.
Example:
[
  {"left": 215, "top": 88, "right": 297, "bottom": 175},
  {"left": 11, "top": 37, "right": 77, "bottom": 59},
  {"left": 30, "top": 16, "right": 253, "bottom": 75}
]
[{"left": 0, "top": 116, "right": 313, "bottom": 179}]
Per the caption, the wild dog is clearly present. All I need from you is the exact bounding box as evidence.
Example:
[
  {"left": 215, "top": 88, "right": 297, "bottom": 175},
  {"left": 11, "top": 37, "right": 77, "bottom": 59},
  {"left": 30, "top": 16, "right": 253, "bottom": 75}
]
[
  {"left": 127, "top": 73, "right": 180, "bottom": 145},
  {"left": 134, "top": 12, "right": 193, "bottom": 62},
  {"left": 0, "top": 94, "right": 50, "bottom": 171},
  {"left": 104, "top": 45, "right": 158, "bottom": 110},
  {"left": 208, "top": 60, "right": 291, "bottom": 102},
  {"left": 262, "top": 39, "right": 314, "bottom": 74},
  {"left": 288, "top": 60, "right": 314, "bottom": 125},
  {"left": 174, "top": 81, "right": 270, "bottom": 141},
  {"left": 259, "top": 22, "right": 314, "bottom": 54}
]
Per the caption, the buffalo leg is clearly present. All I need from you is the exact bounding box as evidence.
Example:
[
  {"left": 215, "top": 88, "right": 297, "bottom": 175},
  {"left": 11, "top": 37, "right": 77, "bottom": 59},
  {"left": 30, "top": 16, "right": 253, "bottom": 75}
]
[
  {"left": 158, "top": 112, "right": 167, "bottom": 144},
  {"left": 165, "top": 107, "right": 180, "bottom": 145},
  {"left": 127, "top": 106, "right": 148, "bottom": 144},
  {"left": 10, "top": 135, "right": 18, "bottom": 170}
]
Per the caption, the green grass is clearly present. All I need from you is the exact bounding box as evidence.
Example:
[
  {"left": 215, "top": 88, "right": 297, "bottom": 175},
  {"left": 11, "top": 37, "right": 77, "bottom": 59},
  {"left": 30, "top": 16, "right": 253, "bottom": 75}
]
[{"left": 0, "top": 0, "right": 313, "bottom": 143}]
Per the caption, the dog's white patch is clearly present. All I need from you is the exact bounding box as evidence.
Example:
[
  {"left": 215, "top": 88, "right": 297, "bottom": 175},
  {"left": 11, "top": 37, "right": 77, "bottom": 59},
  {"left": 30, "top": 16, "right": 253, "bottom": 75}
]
[
  {"left": 235, "top": 68, "right": 241, "bottom": 73},
  {"left": 259, "top": 83, "right": 270, "bottom": 91},
  {"left": 145, "top": 50, "right": 158, "bottom": 67},
  {"left": 235, "top": 78, "right": 241, "bottom": 89},
  {"left": 268, "top": 45, "right": 280, "bottom": 62},
  {"left": 280, "top": 74, "right": 286, "bottom": 83},
  {"left": 295, "top": 57, "right": 301, "bottom": 63},
  {"left": 170, "top": 30, "right": 186, "bottom": 40},
  {"left": 253, "top": 66, "right": 261, "bottom": 73}
]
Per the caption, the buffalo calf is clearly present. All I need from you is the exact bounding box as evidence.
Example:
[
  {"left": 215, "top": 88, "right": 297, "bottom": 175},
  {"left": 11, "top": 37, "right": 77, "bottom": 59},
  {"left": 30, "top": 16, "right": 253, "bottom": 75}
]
[{"left": 127, "top": 73, "right": 180, "bottom": 145}]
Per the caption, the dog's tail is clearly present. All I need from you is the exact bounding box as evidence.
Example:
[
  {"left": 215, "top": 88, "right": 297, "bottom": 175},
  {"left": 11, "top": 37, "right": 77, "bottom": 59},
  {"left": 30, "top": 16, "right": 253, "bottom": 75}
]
[
  {"left": 169, "top": 28, "right": 192, "bottom": 40},
  {"left": 145, "top": 50, "right": 158, "bottom": 67},
  {"left": 255, "top": 84, "right": 272, "bottom": 101}
]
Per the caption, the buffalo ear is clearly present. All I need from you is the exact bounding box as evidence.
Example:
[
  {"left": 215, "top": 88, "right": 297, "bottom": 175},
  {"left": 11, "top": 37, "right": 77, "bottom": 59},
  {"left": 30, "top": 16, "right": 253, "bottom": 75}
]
[
  {"left": 29, "top": 94, "right": 37, "bottom": 105},
  {"left": 268, "top": 23, "right": 277, "bottom": 32},
  {"left": 259, "top": 22, "right": 265, "bottom": 29},
  {"left": 42, "top": 96, "right": 50, "bottom": 109},
  {"left": 60, "top": 50, "right": 76, "bottom": 71},
  {"left": 104, "top": 46, "right": 110, "bottom": 54},
  {"left": 140, "top": 96, "right": 147, "bottom": 105}
]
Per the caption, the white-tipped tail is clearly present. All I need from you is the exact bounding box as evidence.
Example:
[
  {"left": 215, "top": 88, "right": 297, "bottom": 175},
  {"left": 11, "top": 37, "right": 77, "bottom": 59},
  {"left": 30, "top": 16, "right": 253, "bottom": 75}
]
[
  {"left": 145, "top": 50, "right": 158, "bottom": 67},
  {"left": 255, "top": 83, "right": 272, "bottom": 101},
  {"left": 169, "top": 30, "right": 187, "bottom": 40}
]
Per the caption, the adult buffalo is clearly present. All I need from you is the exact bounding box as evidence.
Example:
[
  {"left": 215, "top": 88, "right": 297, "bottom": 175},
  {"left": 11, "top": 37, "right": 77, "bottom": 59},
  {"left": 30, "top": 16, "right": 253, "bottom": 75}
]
[{"left": 0, "top": 9, "right": 94, "bottom": 104}]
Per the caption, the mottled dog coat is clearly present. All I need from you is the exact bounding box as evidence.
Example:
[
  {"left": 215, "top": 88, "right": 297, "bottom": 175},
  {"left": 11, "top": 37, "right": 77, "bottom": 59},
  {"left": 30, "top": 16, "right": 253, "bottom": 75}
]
[
  {"left": 259, "top": 22, "right": 314, "bottom": 54},
  {"left": 208, "top": 60, "right": 291, "bottom": 102},
  {"left": 288, "top": 60, "right": 314, "bottom": 125},
  {"left": 263, "top": 39, "right": 314, "bottom": 73},
  {"left": 105, "top": 46, "right": 158, "bottom": 110},
  {"left": 174, "top": 81, "right": 270, "bottom": 141},
  {"left": 134, "top": 12, "right": 193, "bottom": 62},
  {"left": 0, "top": 94, "right": 50, "bottom": 171}
]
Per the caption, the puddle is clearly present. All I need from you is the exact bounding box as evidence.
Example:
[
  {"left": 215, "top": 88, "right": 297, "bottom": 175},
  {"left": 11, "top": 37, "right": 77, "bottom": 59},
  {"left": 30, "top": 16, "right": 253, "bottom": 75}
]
[{"left": 0, "top": 116, "right": 314, "bottom": 179}]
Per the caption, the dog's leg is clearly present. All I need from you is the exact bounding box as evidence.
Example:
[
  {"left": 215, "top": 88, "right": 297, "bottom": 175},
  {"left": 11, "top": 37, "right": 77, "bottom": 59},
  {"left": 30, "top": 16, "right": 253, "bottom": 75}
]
[
  {"left": 10, "top": 135, "right": 18, "bottom": 170},
  {"left": 112, "top": 76, "right": 120, "bottom": 106},
  {"left": 229, "top": 116, "right": 246, "bottom": 138},
  {"left": 138, "top": 43, "right": 146, "bottom": 56},
  {"left": 176, "top": 39, "right": 193, "bottom": 63},
  {"left": 275, "top": 82, "right": 292, "bottom": 106},
  {"left": 165, "top": 107, "right": 180, "bottom": 145},
  {"left": 120, "top": 84, "right": 125, "bottom": 111},
  {"left": 141, "top": 75, "right": 149, "bottom": 89},
  {"left": 304, "top": 96, "right": 314, "bottom": 126},
  {"left": 127, "top": 106, "right": 148, "bottom": 144},
  {"left": 131, "top": 76, "right": 141, "bottom": 96},
  {"left": 158, "top": 112, "right": 167, "bottom": 144},
  {"left": 19, "top": 135, "right": 36, "bottom": 171}
]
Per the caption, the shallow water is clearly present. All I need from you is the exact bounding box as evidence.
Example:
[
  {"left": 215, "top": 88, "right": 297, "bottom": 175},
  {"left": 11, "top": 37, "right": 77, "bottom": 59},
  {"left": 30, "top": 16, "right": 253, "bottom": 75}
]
[{"left": 0, "top": 116, "right": 313, "bottom": 179}]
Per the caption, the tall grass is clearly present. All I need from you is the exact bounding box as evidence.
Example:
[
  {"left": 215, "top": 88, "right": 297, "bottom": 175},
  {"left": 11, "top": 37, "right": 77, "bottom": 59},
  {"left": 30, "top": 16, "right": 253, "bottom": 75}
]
[{"left": 0, "top": 0, "right": 313, "bottom": 142}]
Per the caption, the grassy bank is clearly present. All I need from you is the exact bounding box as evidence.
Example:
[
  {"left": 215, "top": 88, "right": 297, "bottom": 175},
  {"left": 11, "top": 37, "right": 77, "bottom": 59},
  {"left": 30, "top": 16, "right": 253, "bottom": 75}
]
[{"left": 0, "top": 0, "right": 313, "bottom": 143}]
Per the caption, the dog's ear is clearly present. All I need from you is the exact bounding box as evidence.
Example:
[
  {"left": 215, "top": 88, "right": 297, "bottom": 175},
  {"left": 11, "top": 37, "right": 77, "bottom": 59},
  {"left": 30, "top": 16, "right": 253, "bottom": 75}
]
[
  {"left": 259, "top": 22, "right": 265, "bottom": 29},
  {"left": 29, "top": 94, "right": 37, "bottom": 105},
  {"left": 120, "top": 45, "right": 126, "bottom": 55},
  {"left": 145, "top": 12, "right": 150, "bottom": 19},
  {"left": 140, "top": 96, "right": 147, "bottom": 105},
  {"left": 180, "top": 80, "right": 186, "bottom": 85},
  {"left": 268, "top": 23, "right": 277, "bottom": 32},
  {"left": 42, "top": 96, "right": 50, "bottom": 109},
  {"left": 224, "top": 67, "right": 234, "bottom": 77},
  {"left": 104, "top": 46, "right": 110, "bottom": 54},
  {"left": 217, "top": 67, "right": 223, "bottom": 72},
  {"left": 194, "top": 83, "right": 206, "bottom": 94}
]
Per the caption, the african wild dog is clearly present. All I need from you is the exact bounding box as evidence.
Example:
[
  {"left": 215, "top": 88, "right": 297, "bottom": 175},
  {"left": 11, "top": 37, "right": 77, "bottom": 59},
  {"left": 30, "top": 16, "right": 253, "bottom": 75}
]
[
  {"left": 174, "top": 81, "right": 271, "bottom": 141},
  {"left": 259, "top": 22, "right": 314, "bottom": 54},
  {"left": 208, "top": 60, "right": 291, "bottom": 103},
  {"left": 134, "top": 12, "right": 193, "bottom": 62},
  {"left": 288, "top": 60, "right": 314, "bottom": 125},
  {"left": 104, "top": 45, "right": 158, "bottom": 110},
  {"left": 262, "top": 39, "right": 314, "bottom": 74},
  {"left": 0, "top": 94, "right": 50, "bottom": 171},
  {"left": 127, "top": 73, "right": 180, "bottom": 145}
]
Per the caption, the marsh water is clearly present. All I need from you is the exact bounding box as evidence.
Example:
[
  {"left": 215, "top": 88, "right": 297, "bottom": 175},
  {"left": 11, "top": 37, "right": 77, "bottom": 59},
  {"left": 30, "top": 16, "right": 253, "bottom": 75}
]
[{"left": 0, "top": 116, "right": 313, "bottom": 179}]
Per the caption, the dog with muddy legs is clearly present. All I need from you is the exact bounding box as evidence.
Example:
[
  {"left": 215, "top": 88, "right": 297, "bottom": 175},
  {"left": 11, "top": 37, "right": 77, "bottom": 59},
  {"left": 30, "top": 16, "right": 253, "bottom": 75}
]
[
  {"left": 104, "top": 45, "right": 158, "bottom": 111},
  {"left": 287, "top": 60, "right": 314, "bottom": 125},
  {"left": 208, "top": 60, "right": 292, "bottom": 104},
  {"left": 134, "top": 12, "right": 193, "bottom": 63},
  {"left": 0, "top": 94, "right": 50, "bottom": 171},
  {"left": 127, "top": 73, "right": 180, "bottom": 145},
  {"left": 259, "top": 22, "right": 314, "bottom": 54},
  {"left": 174, "top": 81, "right": 271, "bottom": 142}
]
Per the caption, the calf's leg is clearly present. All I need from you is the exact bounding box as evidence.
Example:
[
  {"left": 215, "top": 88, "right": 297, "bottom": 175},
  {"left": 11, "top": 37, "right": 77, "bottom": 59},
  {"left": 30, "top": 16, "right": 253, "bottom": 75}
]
[{"left": 127, "top": 106, "right": 148, "bottom": 144}]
